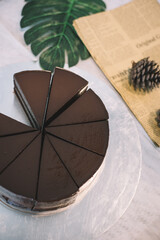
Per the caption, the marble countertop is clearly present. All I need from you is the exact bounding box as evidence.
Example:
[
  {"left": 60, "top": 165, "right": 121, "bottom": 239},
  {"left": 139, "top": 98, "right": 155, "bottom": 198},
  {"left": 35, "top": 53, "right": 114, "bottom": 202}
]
[{"left": 0, "top": 1, "right": 160, "bottom": 240}]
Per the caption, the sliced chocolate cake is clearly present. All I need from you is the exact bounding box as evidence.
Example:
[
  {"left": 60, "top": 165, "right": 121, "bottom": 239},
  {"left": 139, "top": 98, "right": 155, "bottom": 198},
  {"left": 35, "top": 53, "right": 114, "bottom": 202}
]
[
  {"left": 0, "top": 131, "right": 39, "bottom": 173},
  {"left": 14, "top": 70, "right": 51, "bottom": 128},
  {"left": 0, "top": 134, "right": 41, "bottom": 199},
  {"left": 34, "top": 136, "right": 78, "bottom": 211},
  {"left": 45, "top": 68, "right": 88, "bottom": 125},
  {"left": 48, "top": 89, "right": 109, "bottom": 127},
  {"left": 0, "top": 67, "right": 109, "bottom": 214},
  {"left": 46, "top": 121, "right": 109, "bottom": 156},
  {"left": 47, "top": 134, "right": 104, "bottom": 189},
  {"left": 0, "top": 113, "right": 35, "bottom": 136}
]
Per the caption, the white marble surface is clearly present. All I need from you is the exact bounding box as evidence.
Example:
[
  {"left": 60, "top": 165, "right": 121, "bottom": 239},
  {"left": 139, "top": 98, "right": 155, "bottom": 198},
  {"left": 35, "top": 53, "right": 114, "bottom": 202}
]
[{"left": 0, "top": 0, "right": 160, "bottom": 240}]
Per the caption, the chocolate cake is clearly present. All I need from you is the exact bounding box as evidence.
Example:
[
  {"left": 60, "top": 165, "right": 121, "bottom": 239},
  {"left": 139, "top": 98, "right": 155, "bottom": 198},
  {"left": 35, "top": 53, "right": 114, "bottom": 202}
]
[{"left": 0, "top": 67, "right": 109, "bottom": 214}]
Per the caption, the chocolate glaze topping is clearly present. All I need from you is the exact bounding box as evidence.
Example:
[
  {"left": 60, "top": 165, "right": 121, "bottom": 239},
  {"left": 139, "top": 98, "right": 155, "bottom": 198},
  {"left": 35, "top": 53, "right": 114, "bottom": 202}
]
[
  {"left": 47, "top": 120, "right": 109, "bottom": 156},
  {"left": 0, "top": 134, "right": 41, "bottom": 199},
  {"left": 37, "top": 136, "right": 78, "bottom": 202},
  {"left": 47, "top": 134, "right": 104, "bottom": 188},
  {"left": 0, "top": 113, "right": 35, "bottom": 137},
  {"left": 0, "top": 131, "right": 39, "bottom": 173}
]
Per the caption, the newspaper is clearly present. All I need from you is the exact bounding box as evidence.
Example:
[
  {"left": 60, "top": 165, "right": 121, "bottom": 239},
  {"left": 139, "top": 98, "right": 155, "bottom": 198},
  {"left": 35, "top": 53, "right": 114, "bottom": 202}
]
[{"left": 73, "top": 0, "right": 160, "bottom": 146}]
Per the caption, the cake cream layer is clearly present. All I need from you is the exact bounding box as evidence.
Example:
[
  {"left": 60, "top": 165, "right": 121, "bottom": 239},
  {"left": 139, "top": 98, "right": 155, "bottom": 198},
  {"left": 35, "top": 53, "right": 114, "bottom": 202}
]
[
  {"left": 14, "top": 86, "right": 38, "bottom": 129},
  {"left": 48, "top": 89, "right": 109, "bottom": 127},
  {"left": 0, "top": 185, "right": 35, "bottom": 211},
  {"left": 0, "top": 113, "right": 35, "bottom": 137}
]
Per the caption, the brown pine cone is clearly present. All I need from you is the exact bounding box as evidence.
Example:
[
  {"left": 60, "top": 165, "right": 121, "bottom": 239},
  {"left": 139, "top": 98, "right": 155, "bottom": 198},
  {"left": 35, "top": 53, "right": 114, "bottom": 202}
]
[
  {"left": 129, "top": 57, "right": 160, "bottom": 92},
  {"left": 155, "top": 109, "right": 160, "bottom": 128}
]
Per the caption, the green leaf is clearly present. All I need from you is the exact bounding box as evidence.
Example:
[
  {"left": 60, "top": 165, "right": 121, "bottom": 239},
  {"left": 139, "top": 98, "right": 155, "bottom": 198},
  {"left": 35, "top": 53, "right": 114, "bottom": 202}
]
[
  {"left": 21, "top": 0, "right": 106, "bottom": 71},
  {"left": 22, "top": 1, "right": 68, "bottom": 16},
  {"left": 39, "top": 46, "right": 65, "bottom": 70},
  {"left": 77, "top": 40, "right": 90, "bottom": 60},
  {"left": 21, "top": 11, "right": 64, "bottom": 28},
  {"left": 24, "top": 22, "right": 63, "bottom": 44},
  {"left": 31, "top": 33, "right": 60, "bottom": 56}
]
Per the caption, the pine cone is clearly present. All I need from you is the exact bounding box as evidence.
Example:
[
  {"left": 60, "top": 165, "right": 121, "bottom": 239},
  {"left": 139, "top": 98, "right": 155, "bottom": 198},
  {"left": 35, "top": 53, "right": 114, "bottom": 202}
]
[
  {"left": 129, "top": 57, "right": 160, "bottom": 91},
  {"left": 155, "top": 109, "right": 160, "bottom": 128}
]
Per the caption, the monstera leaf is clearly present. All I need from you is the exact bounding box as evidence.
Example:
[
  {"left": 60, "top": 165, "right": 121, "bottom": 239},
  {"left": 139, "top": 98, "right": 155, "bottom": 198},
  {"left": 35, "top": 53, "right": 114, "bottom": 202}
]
[{"left": 21, "top": 0, "right": 106, "bottom": 71}]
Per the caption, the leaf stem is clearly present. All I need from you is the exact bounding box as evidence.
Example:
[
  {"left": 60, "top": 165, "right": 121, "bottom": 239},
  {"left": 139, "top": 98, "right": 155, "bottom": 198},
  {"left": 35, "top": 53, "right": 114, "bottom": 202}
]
[{"left": 51, "top": 0, "right": 76, "bottom": 62}]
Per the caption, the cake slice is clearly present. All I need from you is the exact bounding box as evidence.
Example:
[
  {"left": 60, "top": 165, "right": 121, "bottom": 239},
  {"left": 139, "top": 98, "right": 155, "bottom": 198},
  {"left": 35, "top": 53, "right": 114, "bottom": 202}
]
[
  {"left": 0, "top": 113, "right": 35, "bottom": 137},
  {"left": 35, "top": 136, "right": 78, "bottom": 210},
  {"left": 48, "top": 89, "right": 108, "bottom": 127},
  {"left": 0, "top": 131, "right": 39, "bottom": 173},
  {"left": 14, "top": 70, "right": 51, "bottom": 128},
  {"left": 47, "top": 134, "right": 104, "bottom": 188},
  {"left": 0, "top": 134, "right": 41, "bottom": 201},
  {"left": 46, "top": 121, "right": 109, "bottom": 156},
  {"left": 45, "top": 68, "right": 88, "bottom": 125}
]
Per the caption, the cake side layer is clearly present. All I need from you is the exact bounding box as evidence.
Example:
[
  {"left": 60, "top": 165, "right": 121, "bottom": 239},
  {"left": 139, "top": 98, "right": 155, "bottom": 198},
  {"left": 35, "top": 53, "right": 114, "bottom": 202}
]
[
  {"left": 0, "top": 185, "right": 35, "bottom": 211},
  {"left": 14, "top": 86, "right": 39, "bottom": 129}
]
